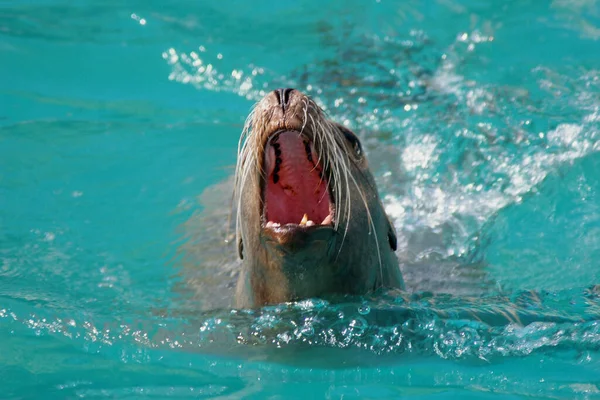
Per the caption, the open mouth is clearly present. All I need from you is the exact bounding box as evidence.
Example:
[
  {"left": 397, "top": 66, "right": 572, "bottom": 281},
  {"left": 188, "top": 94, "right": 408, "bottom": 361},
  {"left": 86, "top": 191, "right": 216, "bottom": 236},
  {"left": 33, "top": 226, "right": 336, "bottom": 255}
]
[{"left": 262, "top": 130, "right": 335, "bottom": 230}]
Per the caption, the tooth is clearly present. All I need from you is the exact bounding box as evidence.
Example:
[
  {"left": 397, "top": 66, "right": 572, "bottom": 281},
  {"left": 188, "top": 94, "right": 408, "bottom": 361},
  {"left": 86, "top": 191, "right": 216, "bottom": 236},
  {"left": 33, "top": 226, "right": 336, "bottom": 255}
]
[
  {"left": 266, "top": 221, "right": 273, "bottom": 228},
  {"left": 272, "top": 222, "right": 280, "bottom": 227},
  {"left": 306, "top": 220, "right": 315, "bottom": 227},
  {"left": 321, "top": 214, "right": 333, "bottom": 225},
  {"left": 300, "top": 213, "right": 308, "bottom": 226},
  {"left": 266, "top": 145, "right": 276, "bottom": 177}
]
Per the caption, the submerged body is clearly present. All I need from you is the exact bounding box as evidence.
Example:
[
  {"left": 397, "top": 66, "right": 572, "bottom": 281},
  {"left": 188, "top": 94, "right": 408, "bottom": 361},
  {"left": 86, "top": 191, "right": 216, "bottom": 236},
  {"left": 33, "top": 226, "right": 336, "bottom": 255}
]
[{"left": 234, "top": 89, "right": 403, "bottom": 307}]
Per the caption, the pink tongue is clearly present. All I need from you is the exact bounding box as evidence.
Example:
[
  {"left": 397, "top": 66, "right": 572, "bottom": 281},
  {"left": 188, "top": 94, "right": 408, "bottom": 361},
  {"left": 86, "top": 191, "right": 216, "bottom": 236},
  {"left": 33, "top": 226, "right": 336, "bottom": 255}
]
[{"left": 264, "top": 131, "right": 330, "bottom": 225}]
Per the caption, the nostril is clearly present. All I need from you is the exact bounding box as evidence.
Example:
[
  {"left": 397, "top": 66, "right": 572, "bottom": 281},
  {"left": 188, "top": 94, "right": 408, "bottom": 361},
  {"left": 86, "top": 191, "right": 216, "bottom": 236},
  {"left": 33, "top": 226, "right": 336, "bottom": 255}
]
[
  {"left": 274, "top": 88, "right": 295, "bottom": 112},
  {"left": 282, "top": 88, "right": 294, "bottom": 106}
]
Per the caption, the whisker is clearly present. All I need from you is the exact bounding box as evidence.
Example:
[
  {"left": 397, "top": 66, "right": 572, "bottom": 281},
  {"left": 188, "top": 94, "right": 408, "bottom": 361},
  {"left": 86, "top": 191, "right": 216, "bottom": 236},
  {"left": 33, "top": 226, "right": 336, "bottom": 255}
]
[{"left": 234, "top": 92, "right": 385, "bottom": 285}]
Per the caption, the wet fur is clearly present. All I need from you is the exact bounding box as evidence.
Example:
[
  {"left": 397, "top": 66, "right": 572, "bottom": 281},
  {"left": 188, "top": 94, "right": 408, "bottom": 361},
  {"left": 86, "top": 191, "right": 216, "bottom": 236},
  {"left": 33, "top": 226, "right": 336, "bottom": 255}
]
[{"left": 233, "top": 90, "right": 404, "bottom": 307}]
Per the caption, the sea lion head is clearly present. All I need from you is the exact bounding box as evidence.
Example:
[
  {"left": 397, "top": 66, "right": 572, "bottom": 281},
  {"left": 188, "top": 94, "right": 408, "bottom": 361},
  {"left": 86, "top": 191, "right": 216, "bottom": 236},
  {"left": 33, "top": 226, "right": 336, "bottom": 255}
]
[{"left": 234, "top": 88, "right": 403, "bottom": 307}]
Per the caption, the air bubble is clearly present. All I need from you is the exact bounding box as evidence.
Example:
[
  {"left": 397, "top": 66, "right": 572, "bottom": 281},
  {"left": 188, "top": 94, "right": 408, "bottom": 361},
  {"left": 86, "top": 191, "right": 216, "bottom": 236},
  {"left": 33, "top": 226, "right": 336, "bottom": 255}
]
[{"left": 358, "top": 304, "right": 371, "bottom": 315}]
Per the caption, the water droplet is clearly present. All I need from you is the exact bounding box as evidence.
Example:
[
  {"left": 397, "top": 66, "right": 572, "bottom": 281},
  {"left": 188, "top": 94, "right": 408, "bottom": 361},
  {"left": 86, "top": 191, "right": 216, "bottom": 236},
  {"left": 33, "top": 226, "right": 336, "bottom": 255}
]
[
  {"left": 358, "top": 304, "right": 371, "bottom": 315},
  {"left": 347, "top": 317, "right": 368, "bottom": 337},
  {"left": 301, "top": 325, "right": 314, "bottom": 337},
  {"left": 294, "top": 324, "right": 314, "bottom": 338}
]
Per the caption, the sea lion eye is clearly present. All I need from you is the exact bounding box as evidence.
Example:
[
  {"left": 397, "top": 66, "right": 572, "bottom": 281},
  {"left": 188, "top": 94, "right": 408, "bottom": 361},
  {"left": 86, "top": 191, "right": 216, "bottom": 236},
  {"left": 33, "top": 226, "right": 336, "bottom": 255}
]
[{"left": 340, "top": 126, "right": 362, "bottom": 156}]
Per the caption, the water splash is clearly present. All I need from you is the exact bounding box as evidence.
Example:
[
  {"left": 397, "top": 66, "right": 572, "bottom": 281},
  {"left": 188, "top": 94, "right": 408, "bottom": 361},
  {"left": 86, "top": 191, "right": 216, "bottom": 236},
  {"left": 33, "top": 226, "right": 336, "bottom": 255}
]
[
  {"left": 3, "top": 288, "right": 600, "bottom": 362},
  {"left": 170, "top": 25, "right": 600, "bottom": 296},
  {"left": 162, "top": 46, "right": 278, "bottom": 101}
]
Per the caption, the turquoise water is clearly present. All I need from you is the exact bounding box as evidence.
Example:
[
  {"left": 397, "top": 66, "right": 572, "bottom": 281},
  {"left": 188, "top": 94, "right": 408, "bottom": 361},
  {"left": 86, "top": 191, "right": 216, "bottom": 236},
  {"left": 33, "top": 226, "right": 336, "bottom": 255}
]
[{"left": 2, "top": 0, "right": 600, "bottom": 398}]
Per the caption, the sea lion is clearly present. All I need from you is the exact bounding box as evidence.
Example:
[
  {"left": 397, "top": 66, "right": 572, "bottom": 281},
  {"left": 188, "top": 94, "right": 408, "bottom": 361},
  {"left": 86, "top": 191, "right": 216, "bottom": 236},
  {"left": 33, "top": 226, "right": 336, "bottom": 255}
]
[{"left": 234, "top": 88, "right": 404, "bottom": 308}]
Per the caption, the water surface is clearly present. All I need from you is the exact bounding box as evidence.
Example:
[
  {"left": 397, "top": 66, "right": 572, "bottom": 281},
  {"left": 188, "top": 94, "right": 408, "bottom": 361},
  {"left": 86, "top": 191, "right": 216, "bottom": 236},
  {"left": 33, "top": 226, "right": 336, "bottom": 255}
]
[{"left": 1, "top": 0, "right": 600, "bottom": 398}]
